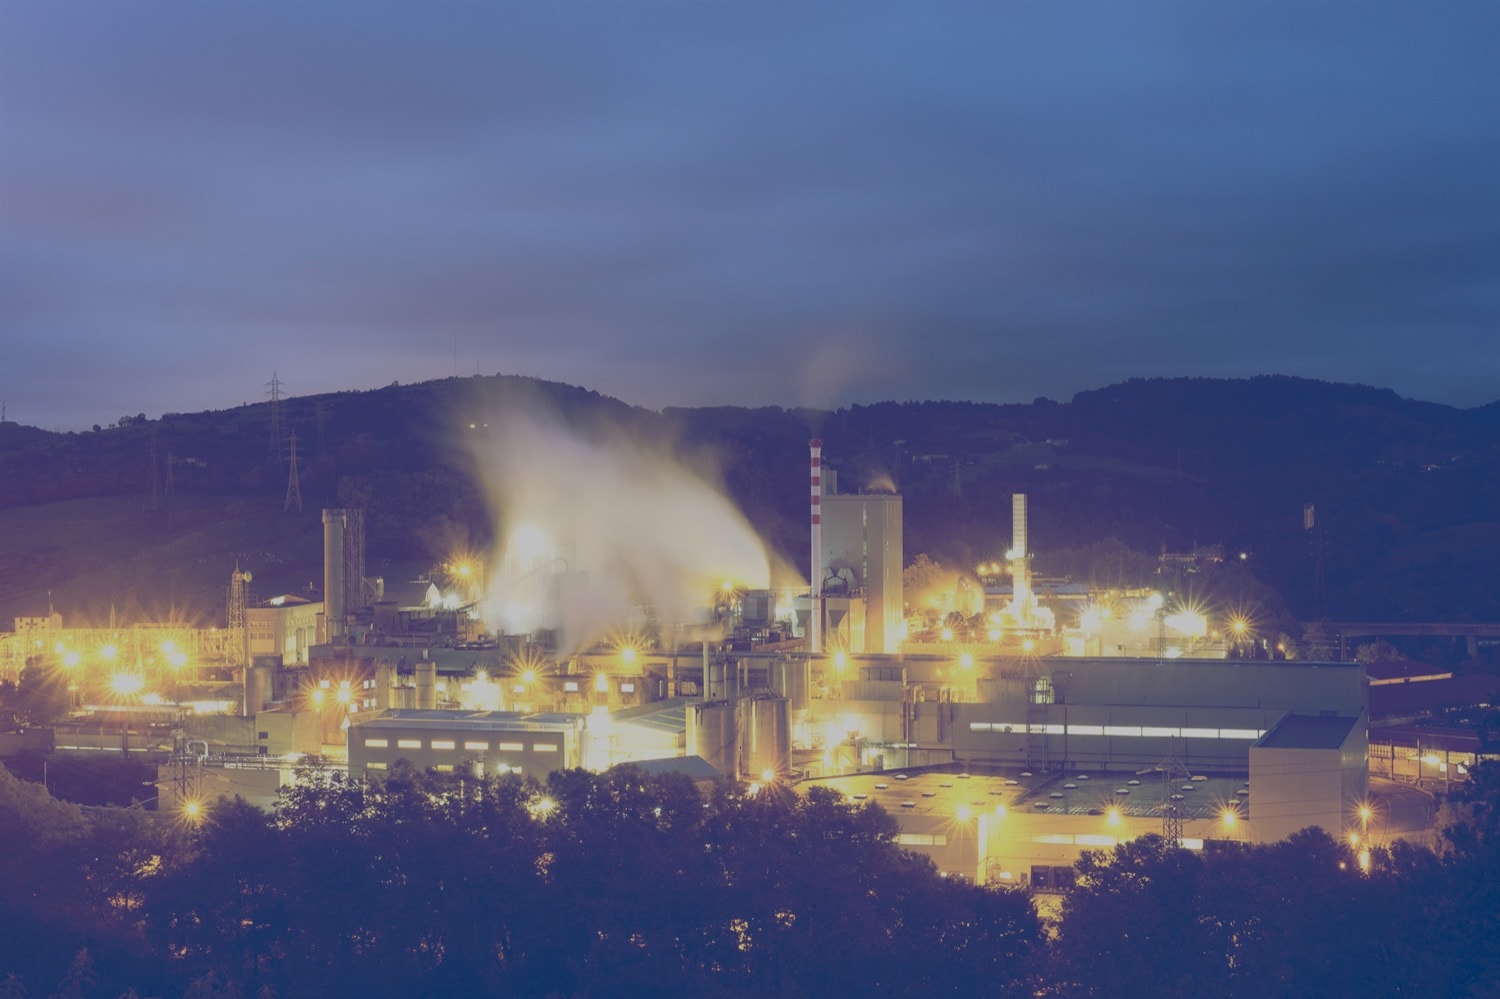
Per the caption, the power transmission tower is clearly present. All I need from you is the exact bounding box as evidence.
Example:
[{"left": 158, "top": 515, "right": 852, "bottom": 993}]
[
  {"left": 284, "top": 432, "right": 304, "bottom": 512},
  {"left": 266, "top": 372, "right": 285, "bottom": 466},
  {"left": 1152, "top": 754, "right": 1192, "bottom": 848},
  {"left": 164, "top": 451, "right": 176, "bottom": 497}
]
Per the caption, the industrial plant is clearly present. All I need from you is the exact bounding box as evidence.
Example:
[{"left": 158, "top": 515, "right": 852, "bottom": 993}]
[{"left": 1, "top": 434, "right": 1487, "bottom": 890}]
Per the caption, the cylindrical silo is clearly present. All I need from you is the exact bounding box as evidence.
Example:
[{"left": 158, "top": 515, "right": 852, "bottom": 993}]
[
  {"left": 416, "top": 659, "right": 437, "bottom": 710},
  {"left": 740, "top": 695, "right": 790, "bottom": 779},
  {"left": 688, "top": 700, "right": 737, "bottom": 779}
]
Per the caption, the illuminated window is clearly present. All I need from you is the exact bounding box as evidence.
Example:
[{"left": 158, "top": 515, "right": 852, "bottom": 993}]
[
  {"left": 397, "top": 739, "right": 421, "bottom": 750},
  {"left": 620, "top": 683, "right": 636, "bottom": 693},
  {"left": 464, "top": 741, "right": 489, "bottom": 751},
  {"left": 1180, "top": 728, "right": 1218, "bottom": 740},
  {"left": 364, "top": 738, "right": 389, "bottom": 748},
  {"left": 895, "top": 833, "right": 949, "bottom": 846},
  {"left": 563, "top": 681, "right": 580, "bottom": 692},
  {"left": 431, "top": 740, "right": 456, "bottom": 751},
  {"left": 1220, "top": 728, "right": 1263, "bottom": 740},
  {"left": 497, "top": 742, "right": 524, "bottom": 752},
  {"left": 969, "top": 722, "right": 992, "bottom": 732},
  {"left": 1141, "top": 726, "right": 1178, "bottom": 738},
  {"left": 367, "top": 761, "right": 388, "bottom": 771},
  {"left": 435, "top": 764, "right": 454, "bottom": 773},
  {"left": 533, "top": 743, "right": 559, "bottom": 753},
  {"left": 1104, "top": 726, "right": 1142, "bottom": 737},
  {"left": 1067, "top": 724, "right": 1104, "bottom": 736}
]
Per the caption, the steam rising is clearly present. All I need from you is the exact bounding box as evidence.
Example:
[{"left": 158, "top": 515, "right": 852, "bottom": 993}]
[{"left": 468, "top": 405, "right": 770, "bottom": 653}]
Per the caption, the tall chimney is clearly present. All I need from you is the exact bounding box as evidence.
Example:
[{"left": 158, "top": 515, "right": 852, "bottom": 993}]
[
  {"left": 1011, "top": 493, "right": 1031, "bottom": 621},
  {"left": 323, "top": 508, "right": 346, "bottom": 643},
  {"left": 810, "top": 439, "right": 823, "bottom": 655}
]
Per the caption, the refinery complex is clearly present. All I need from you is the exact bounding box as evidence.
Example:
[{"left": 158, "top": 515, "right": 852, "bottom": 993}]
[{"left": 1, "top": 437, "right": 1486, "bottom": 888}]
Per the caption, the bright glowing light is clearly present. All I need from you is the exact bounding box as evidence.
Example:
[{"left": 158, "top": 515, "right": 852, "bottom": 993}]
[
  {"left": 161, "top": 640, "right": 177, "bottom": 655},
  {"left": 1347, "top": 831, "right": 1361, "bottom": 848},
  {"left": 441, "top": 592, "right": 462, "bottom": 610},
  {"left": 100, "top": 644, "right": 118, "bottom": 661},
  {"left": 167, "top": 651, "right": 188, "bottom": 669},
  {"left": 455, "top": 562, "right": 473, "bottom": 578},
  {"left": 335, "top": 681, "right": 352, "bottom": 706},
  {"left": 987, "top": 629, "right": 1002, "bottom": 642},
  {"left": 1358, "top": 804, "right": 1373, "bottom": 824},
  {"left": 1229, "top": 616, "right": 1248, "bottom": 637},
  {"left": 761, "top": 769, "right": 776, "bottom": 784},
  {"left": 1106, "top": 807, "right": 1122, "bottom": 827},
  {"left": 522, "top": 668, "right": 538, "bottom": 686},
  {"left": 530, "top": 796, "right": 557, "bottom": 817},
  {"left": 940, "top": 628, "right": 954, "bottom": 641},
  {"left": 619, "top": 646, "right": 638, "bottom": 666},
  {"left": 832, "top": 650, "right": 849, "bottom": 673},
  {"left": 956, "top": 806, "right": 972, "bottom": 822},
  {"left": 62, "top": 651, "right": 81, "bottom": 668},
  {"left": 311, "top": 688, "right": 326, "bottom": 708},
  {"left": 958, "top": 652, "right": 974, "bottom": 670},
  {"left": 1358, "top": 849, "right": 1371, "bottom": 873},
  {"left": 1079, "top": 608, "right": 1102, "bottom": 632},
  {"left": 722, "top": 580, "right": 735, "bottom": 594},
  {"left": 1146, "top": 592, "right": 1164, "bottom": 611},
  {"left": 1221, "top": 807, "right": 1238, "bottom": 828},
  {"left": 183, "top": 799, "right": 203, "bottom": 824},
  {"left": 595, "top": 672, "right": 609, "bottom": 693},
  {"left": 994, "top": 804, "right": 1007, "bottom": 818},
  {"left": 1129, "top": 610, "right": 1151, "bottom": 630},
  {"left": 1163, "top": 610, "right": 1207, "bottom": 637},
  {"left": 1421, "top": 754, "right": 1441, "bottom": 767},
  {"left": 1021, "top": 638, "right": 1035, "bottom": 653},
  {"left": 109, "top": 673, "right": 144, "bottom": 696}
]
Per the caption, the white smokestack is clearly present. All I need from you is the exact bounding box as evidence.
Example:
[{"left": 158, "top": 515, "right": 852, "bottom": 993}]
[
  {"left": 323, "top": 508, "right": 346, "bottom": 643},
  {"left": 810, "top": 439, "right": 823, "bottom": 655},
  {"left": 1011, "top": 493, "right": 1030, "bottom": 621}
]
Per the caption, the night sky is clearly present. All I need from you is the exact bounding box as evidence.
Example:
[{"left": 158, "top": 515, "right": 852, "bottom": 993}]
[{"left": 2, "top": 2, "right": 1497, "bottom": 432}]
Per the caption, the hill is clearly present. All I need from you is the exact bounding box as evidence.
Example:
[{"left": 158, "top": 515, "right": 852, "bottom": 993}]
[{"left": 1, "top": 373, "right": 1497, "bottom": 635}]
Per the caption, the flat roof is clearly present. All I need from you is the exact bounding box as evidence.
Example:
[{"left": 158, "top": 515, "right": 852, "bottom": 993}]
[
  {"left": 801, "top": 765, "right": 1251, "bottom": 821},
  {"left": 613, "top": 698, "right": 689, "bottom": 736},
  {"left": 1255, "top": 713, "right": 1361, "bottom": 750},
  {"left": 352, "top": 709, "right": 581, "bottom": 733},
  {"left": 619, "top": 755, "right": 721, "bottom": 780}
]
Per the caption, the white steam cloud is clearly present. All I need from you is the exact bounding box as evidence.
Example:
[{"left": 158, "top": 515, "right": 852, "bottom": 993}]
[{"left": 468, "top": 405, "right": 770, "bottom": 654}]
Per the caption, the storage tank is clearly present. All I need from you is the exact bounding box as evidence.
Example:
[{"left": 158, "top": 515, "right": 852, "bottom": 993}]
[
  {"left": 770, "top": 657, "right": 811, "bottom": 712},
  {"left": 374, "top": 662, "right": 396, "bottom": 711},
  {"left": 243, "top": 665, "right": 271, "bottom": 715},
  {"left": 740, "top": 695, "right": 790, "bottom": 779},
  {"left": 688, "top": 700, "right": 737, "bottom": 779},
  {"left": 416, "top": 659, "right": 437, "bottom": 710}
]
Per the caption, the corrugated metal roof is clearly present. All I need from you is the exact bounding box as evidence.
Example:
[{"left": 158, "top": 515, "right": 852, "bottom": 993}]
[{"left": 617, "top": 755, "right": 721, "bottom": 780}]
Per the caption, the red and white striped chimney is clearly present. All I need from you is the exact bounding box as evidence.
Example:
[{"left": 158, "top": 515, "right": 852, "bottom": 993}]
[{"left": 809, "top": 439, "right": 823, "bottom": 655}]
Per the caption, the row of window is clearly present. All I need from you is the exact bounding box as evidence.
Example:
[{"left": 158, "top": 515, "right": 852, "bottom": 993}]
[
  {"left": 895, "top": 833, "right": 949, "bottom": 846},
  {"left": 967, "top": 722, "right": 1265, "bottom": 740},
  {"left": 362, "top": 737, "right": 559, "bottom": 753}
]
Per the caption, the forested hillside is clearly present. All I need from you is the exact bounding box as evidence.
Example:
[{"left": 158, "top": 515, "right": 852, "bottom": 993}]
[{"left": 1, "top": 374, "right": 1496, "bottom": 630}]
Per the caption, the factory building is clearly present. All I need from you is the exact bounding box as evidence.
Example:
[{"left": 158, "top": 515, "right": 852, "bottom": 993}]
[
  {"left": 348, "top": 709, "right": 585, "bottom": 777},
  {"left": 246, "top": 594, "right": 321, "bottom": 666},
  {"left": 773, "top": 651, "right": 1369, "bottom": 884},
  {"left": 821, "top": 491, "right": 904, "bottom": 654}
]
